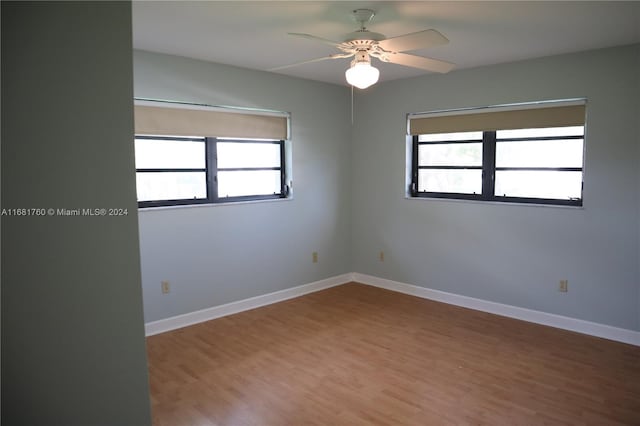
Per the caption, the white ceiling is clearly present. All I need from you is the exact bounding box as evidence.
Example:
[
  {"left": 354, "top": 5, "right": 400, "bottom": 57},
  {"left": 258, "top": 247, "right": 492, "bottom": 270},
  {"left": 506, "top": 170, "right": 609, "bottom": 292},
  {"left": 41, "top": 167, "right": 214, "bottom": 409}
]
[{"left": 132, "top": 1, "right": 640, "bottom": 86}]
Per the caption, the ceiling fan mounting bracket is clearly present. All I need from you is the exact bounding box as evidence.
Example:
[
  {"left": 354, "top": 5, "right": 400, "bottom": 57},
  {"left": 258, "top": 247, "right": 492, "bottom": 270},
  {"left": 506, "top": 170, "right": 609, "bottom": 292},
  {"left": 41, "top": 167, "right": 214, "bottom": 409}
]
[{"left": 351, "top": 9, "right": 376, "bottom": 29}]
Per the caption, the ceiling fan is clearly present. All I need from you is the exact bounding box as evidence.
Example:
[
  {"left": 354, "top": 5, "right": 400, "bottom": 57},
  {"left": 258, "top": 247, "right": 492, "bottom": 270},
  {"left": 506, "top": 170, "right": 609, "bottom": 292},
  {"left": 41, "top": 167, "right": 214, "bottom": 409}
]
[{"left": 269, "top": 9, "right": 455, "bottom": 89}]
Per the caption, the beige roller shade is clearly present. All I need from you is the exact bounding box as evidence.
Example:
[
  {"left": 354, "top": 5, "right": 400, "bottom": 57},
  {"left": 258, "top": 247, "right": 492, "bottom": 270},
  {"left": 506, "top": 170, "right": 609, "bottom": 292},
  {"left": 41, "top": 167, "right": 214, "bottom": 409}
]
[
  {"left": 135, "top": 104, "right": 289, "bottom": 140},
  {"left": 409, "top": 103, "right": 585, "bottom": 135}
]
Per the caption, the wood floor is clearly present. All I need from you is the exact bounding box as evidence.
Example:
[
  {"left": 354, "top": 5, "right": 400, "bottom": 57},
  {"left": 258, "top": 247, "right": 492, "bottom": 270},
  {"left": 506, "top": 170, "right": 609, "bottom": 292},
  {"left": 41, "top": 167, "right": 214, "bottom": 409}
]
[{"left": 146, "top": 283, "right": 640, "bottom": 425}]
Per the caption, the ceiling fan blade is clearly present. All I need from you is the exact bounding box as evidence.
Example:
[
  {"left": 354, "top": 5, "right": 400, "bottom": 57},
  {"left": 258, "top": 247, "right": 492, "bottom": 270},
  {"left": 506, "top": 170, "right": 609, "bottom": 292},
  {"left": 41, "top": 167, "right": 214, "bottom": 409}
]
[
  {"left": 378, "top": 29, "right": 449, "bottom": 53},
  {"left": 384, "top": 52, "right": 455, "bottom": 74},
  {"left": 268, "top": 53, "right": 353, "bottom": 72},
  {"left": 288, "top": 32, "right": 342, "bottom": 47}
]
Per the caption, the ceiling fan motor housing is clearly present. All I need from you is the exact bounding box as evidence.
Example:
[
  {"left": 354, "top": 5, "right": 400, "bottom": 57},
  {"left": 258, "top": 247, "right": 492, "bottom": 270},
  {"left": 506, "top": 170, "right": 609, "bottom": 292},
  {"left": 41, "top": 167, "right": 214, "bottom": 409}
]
[{"left": 343, "top": 31, "right": 386, "bottom": 44}]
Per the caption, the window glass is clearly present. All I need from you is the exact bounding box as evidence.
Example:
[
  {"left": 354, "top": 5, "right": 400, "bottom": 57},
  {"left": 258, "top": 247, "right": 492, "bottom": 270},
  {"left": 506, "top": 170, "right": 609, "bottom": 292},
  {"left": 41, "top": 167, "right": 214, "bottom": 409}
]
[
  {"left": 496, "top": 126, "right": 584, "bottom": 139},
  {"left": 136, "top": 172, "right": 207, "bottom": 202},
  {"left": 495, "top": 171, "right": 583, "bottom": 200},
  {"left": 218, "top": 170, "right": 281, "bottom": 197},
  {"left": 496, "top": 139, "right": 583, "bottom": 168},
  {"left": 418, "top": 169, "right": 482, "bottom": 194},
  {"left": 135, "top": 138, "right": 205, "bottom": 169},
  {"left": 217, "top": 142, "right": 281, "bottom": 168},
  {"left": 418, "top": 131, "right": 483, "bottom": 142},
  {"left": 418, "top": 143, "right": 482, "bottom": 167}
]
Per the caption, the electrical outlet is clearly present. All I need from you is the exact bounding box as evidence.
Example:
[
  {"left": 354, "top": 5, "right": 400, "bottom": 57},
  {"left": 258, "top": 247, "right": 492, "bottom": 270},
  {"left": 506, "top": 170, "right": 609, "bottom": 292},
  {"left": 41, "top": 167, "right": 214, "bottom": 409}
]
[
  {"left": 161, "top": 280, "right": 170, "bottom": 294},
  {"left": 559, "top": 280, "right": 568, "bottom": 292},
  {"left": 312, "top": 252, "right": 318, "bottom": 263},
  {"left": 379, "top": 251, "right": 384, "bottom": 262}
]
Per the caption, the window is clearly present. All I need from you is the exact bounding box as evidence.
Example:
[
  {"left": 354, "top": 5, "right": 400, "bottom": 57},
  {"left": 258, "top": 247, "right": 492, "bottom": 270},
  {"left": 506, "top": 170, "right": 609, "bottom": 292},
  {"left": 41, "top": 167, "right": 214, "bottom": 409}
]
[
  {"left": 135, "top": 136, "right": 287, "bottom": 207},
  {"left": 133, "top": 100, "right": 290, "bottom": 208},
  {"left": 409, "top": 101, "right": 586, "bottom": 206},
  {"left": 414, "top": 131, "right": 484, "bottom": 196},
  {"left": 494, "top": 126, "right": 584, "bottom": 202}
]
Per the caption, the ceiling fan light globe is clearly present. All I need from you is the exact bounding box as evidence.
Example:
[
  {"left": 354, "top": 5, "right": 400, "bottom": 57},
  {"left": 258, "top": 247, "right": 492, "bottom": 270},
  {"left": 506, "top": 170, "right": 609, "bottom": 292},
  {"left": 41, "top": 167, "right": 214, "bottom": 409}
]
[{"left": 345, "top": 63, "right": 380, "bottom": 89}]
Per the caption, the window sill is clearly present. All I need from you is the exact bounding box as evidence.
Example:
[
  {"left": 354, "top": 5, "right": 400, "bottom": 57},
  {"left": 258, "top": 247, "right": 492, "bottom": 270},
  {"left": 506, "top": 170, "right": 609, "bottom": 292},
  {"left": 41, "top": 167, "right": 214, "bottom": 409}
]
[
  {"left": 404, "top": 195, "right": 584, "bottom": 210},
  {"left": 138, "top": 196, "right": 294, "bottom": 212}
]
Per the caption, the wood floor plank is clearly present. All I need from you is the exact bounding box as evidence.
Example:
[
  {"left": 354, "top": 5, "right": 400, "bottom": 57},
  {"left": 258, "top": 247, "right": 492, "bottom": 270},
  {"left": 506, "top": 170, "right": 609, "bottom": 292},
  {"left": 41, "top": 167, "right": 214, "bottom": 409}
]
[{"left": 146, "top": 283, "right": 640, "bottom": 425}]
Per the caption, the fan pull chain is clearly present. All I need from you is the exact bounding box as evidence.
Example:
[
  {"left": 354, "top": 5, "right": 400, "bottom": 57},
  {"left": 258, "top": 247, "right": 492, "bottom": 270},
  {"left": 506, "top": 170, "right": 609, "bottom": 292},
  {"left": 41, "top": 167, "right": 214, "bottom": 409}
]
[{"left": 351, "top": 84, "right": 354, "bottom": 125}]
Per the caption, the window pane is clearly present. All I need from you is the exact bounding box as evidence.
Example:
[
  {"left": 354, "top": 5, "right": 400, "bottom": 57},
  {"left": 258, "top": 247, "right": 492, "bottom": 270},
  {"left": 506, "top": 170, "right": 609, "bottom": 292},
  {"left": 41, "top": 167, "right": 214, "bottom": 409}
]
[
  {"left": 495, "top": 170, "right": 582, "bottom": 200},
  {"left": 496, "top": 126, "right": 584, "bottom": 139},
  {"left": 217, "top": 142, "right": 280, "bottom": 168},
  {"left": 496, "top": 139, "right": 583, "bottom": 168},
  {"left": 419, "top": 131, "right": 483, "bottom": 142},
  {"left": 419, "top": 143, "right": 482, "bottom": 167},
  {"left": 136, "top": 172, "right": 206, "bottom": 201},
  {"left": 135, "top": 138, "right": 205, "bottom": 169},
  {"left": 218, "top": 170, "right": 281, "bottom": 197},
  {"left": 418, "top": 169, "right": 482, "bottom": 194}
]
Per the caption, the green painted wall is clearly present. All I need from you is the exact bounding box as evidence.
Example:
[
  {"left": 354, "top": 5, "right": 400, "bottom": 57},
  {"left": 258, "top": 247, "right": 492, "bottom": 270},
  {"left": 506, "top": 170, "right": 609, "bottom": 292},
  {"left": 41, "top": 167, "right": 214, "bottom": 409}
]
[{"left": 1, "top": 2, "right": 151, "bottom": 424}]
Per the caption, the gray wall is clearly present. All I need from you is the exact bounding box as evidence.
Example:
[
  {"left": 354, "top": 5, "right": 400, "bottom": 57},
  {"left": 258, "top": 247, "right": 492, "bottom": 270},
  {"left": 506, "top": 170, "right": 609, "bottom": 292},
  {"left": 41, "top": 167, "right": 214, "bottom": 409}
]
[
  {"left": 2, "top": 2, "right": 151, "bottom": 425},
  {"left": 136, "top": 45, "right": 640, "bottom": 333},
  {"left": 351, "top": 44, "right": 640, "bottom": 331},
  {"left": 133, "top": 51, "right": 352, "bottom": 322}
]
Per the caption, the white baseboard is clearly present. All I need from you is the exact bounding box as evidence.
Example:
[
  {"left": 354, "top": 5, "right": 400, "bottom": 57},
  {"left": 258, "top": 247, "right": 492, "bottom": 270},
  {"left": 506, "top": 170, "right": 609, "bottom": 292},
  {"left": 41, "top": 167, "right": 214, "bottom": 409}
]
[
  {"left": 145, "top": 272, "right": 640, "bottom": 346},
  {"left": 145, "top": 273, "right": 352, "bottom": 336},
  {"left": 352, "top": 272, "right": 640, "bottom": 346}
]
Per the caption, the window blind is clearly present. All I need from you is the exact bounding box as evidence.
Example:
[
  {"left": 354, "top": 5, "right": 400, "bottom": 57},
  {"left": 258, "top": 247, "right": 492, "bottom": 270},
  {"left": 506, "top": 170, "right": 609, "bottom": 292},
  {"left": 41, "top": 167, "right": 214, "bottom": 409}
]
[
  {"left": 134, "top": 102, "right": 289, "bottom": 140},
  {"left": 408, "top": 100, "right": 585, "bottom": 135}
]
